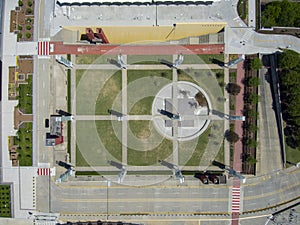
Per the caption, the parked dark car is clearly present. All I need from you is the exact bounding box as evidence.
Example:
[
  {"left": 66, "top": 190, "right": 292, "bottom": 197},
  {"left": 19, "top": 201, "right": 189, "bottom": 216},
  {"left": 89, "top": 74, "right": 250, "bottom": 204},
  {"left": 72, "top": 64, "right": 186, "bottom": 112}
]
[
  {"left": 45, "top": 119, "right": 49, "bottom": 128},
  {"left": 194, "top": 173, "right": 209, "bottom": 184},
  {"left": 208, "top": 175, "right": 219, "bottom": 184}
]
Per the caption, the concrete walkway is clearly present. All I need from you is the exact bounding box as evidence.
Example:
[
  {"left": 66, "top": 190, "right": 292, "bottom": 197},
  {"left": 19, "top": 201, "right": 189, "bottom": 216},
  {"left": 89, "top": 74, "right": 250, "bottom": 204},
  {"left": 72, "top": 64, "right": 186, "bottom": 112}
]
[
  {"left": 75, "top": 114, "right": 226, "bottom": 121},
  {"left": 172, "top": 55, "right": 179, "bottom": 165},
  {"left": 13, "top": 107, "right": 33, "bottom": 129},
  {"left": 74, "top": 64, "right": 224, "bottom": 70},
  {"left": 70, "top": 55, "right": 77, "bottom": 165},
  {"left": 224, "top": 54, "right": 230, "bottom": 167},
  {"left": 121, "top": 55, "right": 128, "bottom": 165},
  {"left": 257, "top": 67, "right": 282, "bottom": 175}
]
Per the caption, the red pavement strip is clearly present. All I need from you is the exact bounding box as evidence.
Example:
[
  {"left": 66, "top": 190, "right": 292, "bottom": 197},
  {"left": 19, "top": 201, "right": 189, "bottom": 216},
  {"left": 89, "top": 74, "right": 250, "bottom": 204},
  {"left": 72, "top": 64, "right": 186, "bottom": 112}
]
[
  {"left": 233, "top": 60, "right": 245, "bottom": 173},
  {"left": 49, "top": 42, "right": 224, "bottom": 55},
  {"left": 232, "top": 60, "right": 243, "bottom": 223}
]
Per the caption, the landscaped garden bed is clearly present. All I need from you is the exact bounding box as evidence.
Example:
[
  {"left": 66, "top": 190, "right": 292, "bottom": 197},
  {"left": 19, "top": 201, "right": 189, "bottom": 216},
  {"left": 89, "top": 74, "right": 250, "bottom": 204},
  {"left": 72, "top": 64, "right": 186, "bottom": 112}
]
[
  {"left": 13, "top": 122, "right": 32, "bottom": 166},
  {"left": 0, "top": 185, "right": 12, "bottom": 217},
  {"left": 11, "top": 0, "right": 35, "bottom": 41}
]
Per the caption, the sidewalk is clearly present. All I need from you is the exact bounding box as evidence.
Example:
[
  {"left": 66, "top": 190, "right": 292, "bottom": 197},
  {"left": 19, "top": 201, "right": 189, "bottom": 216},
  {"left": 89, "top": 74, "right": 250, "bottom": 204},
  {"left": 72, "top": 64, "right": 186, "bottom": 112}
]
[{"left": 233, "top": 61, "right": 245, "bottom": 172}]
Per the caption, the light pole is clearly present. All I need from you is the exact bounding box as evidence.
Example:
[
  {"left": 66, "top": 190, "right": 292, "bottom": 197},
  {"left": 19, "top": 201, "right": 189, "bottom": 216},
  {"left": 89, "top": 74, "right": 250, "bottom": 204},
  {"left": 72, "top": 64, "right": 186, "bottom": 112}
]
[
  {"left": 155, "top": 2, "right": 158, "bottom": 26},
  {"left": 106, "top": 180, "right": 110, "bottom": 220}
]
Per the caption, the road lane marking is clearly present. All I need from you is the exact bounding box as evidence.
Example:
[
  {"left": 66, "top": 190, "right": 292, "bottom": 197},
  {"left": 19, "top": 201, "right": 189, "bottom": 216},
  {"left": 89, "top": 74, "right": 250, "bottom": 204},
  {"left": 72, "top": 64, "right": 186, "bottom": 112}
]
[
  {"left": 244, "top": 182, "right": 300, "bottom": 201},
  {"left": 61, "top": 197, "right": 229, "bottom": 203},
  {"left": 57, "top": 184, "right": 228, "bottom": 189}
]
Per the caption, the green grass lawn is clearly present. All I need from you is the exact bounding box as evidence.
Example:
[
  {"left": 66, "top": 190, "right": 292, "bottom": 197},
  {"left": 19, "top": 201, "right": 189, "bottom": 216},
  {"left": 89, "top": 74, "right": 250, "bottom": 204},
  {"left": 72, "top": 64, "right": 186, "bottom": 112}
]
[
  {"left": 185, "top": 126, "right": 212, "bottom": 166},
  {"left": 0, "top": 185, "right": 11, "bottom": 217},
  {"left": 95, "top": 71, "right": 122, "bottom": 115},
  {"left": 182, "top": 54, "right": 224, "bottom": 64},
  {"left": 215, "top": 140, "right": 225, "bottom": 164},
  {"left": 18, "top": 75, "right": 32, "bottom": 114},
  {"left": 127, "top": 70, "right": 172, "bottom": 84},
  {"left": 76, "top": 144, "right": 89, "bottom": 167},
  {"left": 76, "top": 54, "right": 117, "bottom": 64},
  {"left": 178, "top": 69, "right": 224, "bottom": 94},
  {"left": 127, "top": 55, "right": 172, "bottom": 65},
  {"left": 127, "top": 120, "right": 173, "bottom": 166},
  {"left": 14, "top": 122, "right": 32, "bottom": 166},
  {"left": 129, "top": 120, "right": 151, "bottom": 139},
  {"left": 76, "top": 70, "right": 85, "bottom": 87},
  {"left": 127, "top": 138, "right": 173, "bottom": 166},
  {"left": 95, "top": 121, "right": 122, "bottom": 162},
  {"left": 129, "top": 96, "right": 154, "bottom": 115},
  {"left": 285, "top": 144, "right": 300, "bottom": 165}
]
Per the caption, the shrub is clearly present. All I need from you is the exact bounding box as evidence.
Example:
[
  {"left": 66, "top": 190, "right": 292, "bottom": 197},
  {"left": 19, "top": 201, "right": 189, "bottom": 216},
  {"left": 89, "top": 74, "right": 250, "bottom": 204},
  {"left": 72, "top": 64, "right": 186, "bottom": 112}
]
[
  {"left": 248, "top": 77, "right": 260, "bottom": 87},
  {"left": 17, "top": 33, "right": 22, "bottom": 39},
  {"left": 25, "top": 32, "right": 31, "bottom": 39},
  {"left": 250, "top": 58, "right": 263, "bottom": 70},
  {"left": 246, "top": 155, "right": 257, "bottom": 165},
  {"left": 226, "top": 83, "right": 241, "bottom": 95},
  {"left": 246, "top": 139, "right": 258, "bottom": 148},
  {"left": 194, "top": 91, "right": 207, "bottom": 107},
  {"left": 26, "top": 8, "right": 32, "bottom": 14},
  {"left": 225, "top": 130, "right": 239, "bottom": 143},
  {"left": 26, "top": 25, "right": 31, "bottom": 30},
  {"left": 26, "top": 18, "right": 32, "bottom": 23},
  {"left": 27, "top": 1, "right": 33, "bottom": 7},
  {"left": 18, "top": 0, "right": 23, "bottom": 7},
  {"left": 18, "top": 25, "right": 22, "bottom": 30}
]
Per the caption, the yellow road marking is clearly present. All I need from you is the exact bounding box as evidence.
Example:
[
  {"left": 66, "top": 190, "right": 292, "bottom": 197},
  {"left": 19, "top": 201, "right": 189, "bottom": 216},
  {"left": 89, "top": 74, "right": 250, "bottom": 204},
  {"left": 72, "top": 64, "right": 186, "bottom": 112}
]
[
  {"left": 57, "top": 184, "right": 228, "bottom": 189},
  {"left": 62, "top": 197, "right": 229, "bottom": 203},
  {"left": 244, "top": 182, "right": 300, "bottom": 201}
]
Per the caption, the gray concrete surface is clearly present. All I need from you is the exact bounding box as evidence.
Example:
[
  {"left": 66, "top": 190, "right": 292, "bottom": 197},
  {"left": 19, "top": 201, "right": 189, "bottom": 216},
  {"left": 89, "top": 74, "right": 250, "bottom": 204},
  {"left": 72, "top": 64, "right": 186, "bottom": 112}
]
[{"left": 257, "top": 67, "right": 282, "bottom": 175}]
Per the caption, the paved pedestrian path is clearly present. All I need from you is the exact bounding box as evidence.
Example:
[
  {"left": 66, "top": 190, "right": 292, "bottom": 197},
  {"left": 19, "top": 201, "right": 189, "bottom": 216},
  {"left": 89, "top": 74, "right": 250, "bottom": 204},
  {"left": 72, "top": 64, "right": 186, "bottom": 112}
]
[
  {"left": 121, "top": 56, "right": 128, "bottom": 165},
  {"left": 74, "top": 64, "right": 224, "bottom": 70},
  {"left": 13, "top": 107, "right": 33, "bottom": 129},
  {"left": 233, "top": 60, "right": 245, "bottom": 173}
]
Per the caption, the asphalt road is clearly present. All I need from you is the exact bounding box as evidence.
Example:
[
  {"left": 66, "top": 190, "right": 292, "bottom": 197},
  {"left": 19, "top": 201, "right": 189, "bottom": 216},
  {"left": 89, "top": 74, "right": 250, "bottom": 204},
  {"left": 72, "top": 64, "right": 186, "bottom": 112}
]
[{"left": 48, "top": 168, "right": 300, "bottom": 222}]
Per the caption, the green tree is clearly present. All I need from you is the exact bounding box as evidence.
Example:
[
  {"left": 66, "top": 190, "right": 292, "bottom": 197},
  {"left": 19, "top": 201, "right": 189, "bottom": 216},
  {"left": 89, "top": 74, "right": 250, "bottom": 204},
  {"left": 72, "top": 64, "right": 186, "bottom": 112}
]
[
  {"left": 250, "top": 58, "right": 263, "bottom": 70},
  {"left": 248, "top": 77, "right": 260, "bottom": 87},
  {"left": 18, "top": 0, "right": 23, "bottom": 7},
  {"left": 248, "top": 124, "right": 258, "bottom": 132},
  {"left": 26, "top": 17, "right": 32, "bottom": 23},
  {"left": 25, "top": 32, "right": 31, "bottom": 39},
  {"left": 246, "top": 155, "right": 257, "bottom": 165},
  {"left": 279, "top": 50, "right": 300, "bottom": 70},
  {"left": 26, "top": 8, "right": 32, "bottom": 14},
  {"left": 247, "top": 108, "right": 259, "bottom": 119},
  {"left": 261, "top": 0, "right": 300, "bottom": 27},
  {"left": 247, "top": 93, "right": 260, "bottom": 104},
  {"left": 225, "top": 130, "right": 239, "bottom": 143},
  {"left": 280, "top": 70, "right": 300, "bottom": 86},
  {"left": 226, "top": 83, "right": 241, "bottom": 95},
  {"left": 17, "top": 33, "right": 22, "bottom": 39}
]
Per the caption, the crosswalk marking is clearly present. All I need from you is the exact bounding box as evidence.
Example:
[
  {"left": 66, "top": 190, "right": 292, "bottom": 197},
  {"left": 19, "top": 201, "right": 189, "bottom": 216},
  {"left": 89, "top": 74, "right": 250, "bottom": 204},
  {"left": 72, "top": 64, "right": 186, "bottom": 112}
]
[
  {"left": 38, "top": 41, "right": 50, "bottom": 55},
  {"left": 231, "top": 185, "right": 241, "bottom": 213},
  {"left": 37, "top": 168, "right": 50, "bottom": 176}
]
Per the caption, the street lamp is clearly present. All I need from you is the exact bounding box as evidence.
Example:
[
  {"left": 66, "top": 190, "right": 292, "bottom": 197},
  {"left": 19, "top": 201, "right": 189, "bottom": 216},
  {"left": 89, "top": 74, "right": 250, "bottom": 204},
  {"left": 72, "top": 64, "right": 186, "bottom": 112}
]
[{"left": 106, "top": 180, "right": 110, "bottom": 220}]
